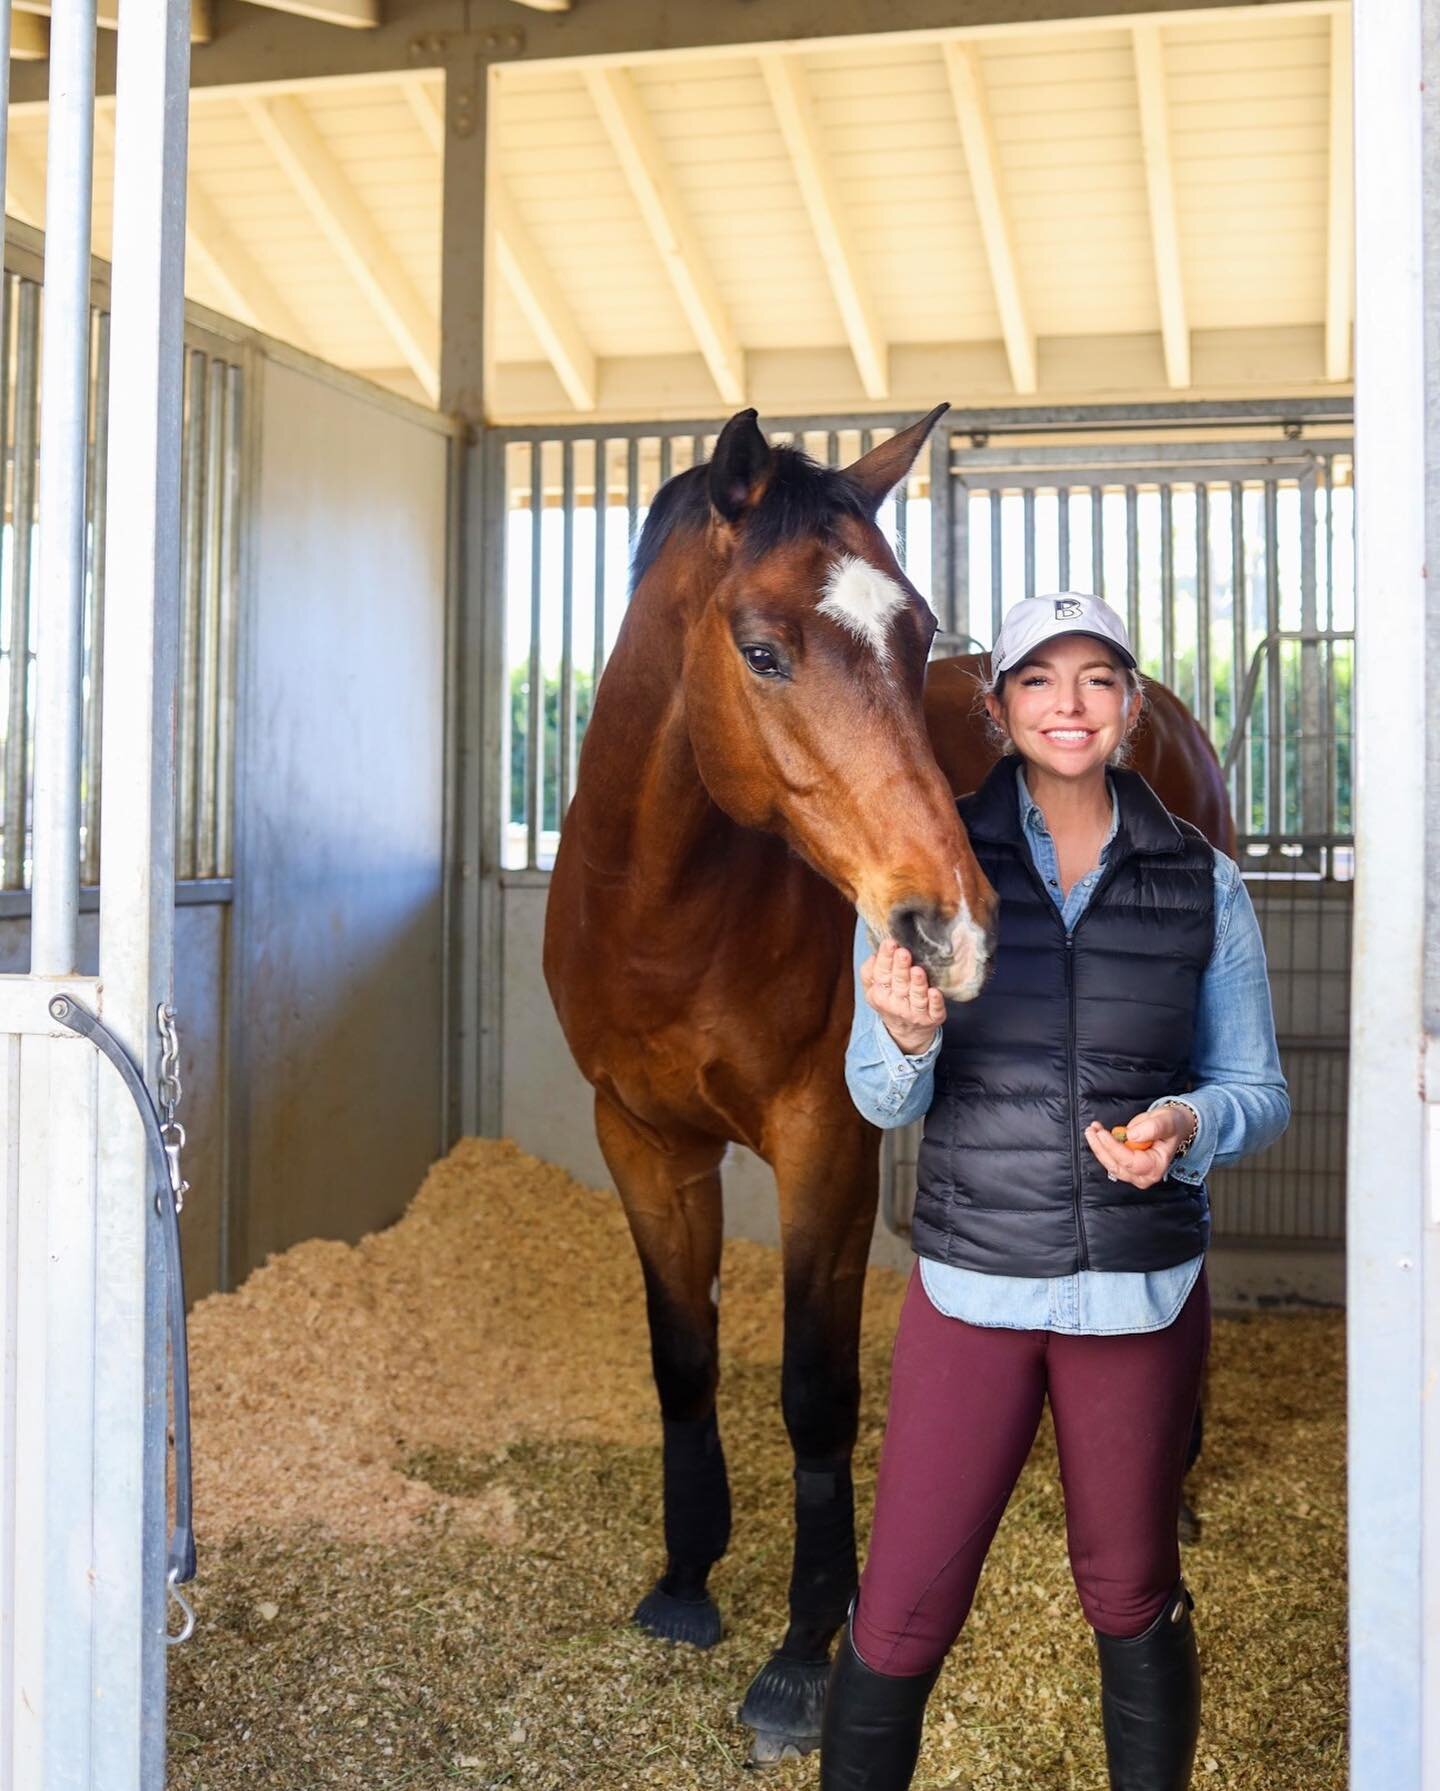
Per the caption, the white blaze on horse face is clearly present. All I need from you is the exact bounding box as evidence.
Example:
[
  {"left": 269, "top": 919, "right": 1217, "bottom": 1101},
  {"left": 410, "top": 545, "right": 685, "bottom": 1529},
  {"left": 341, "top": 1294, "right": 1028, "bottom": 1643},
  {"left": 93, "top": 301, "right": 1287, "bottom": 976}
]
[{"left": 818, "top": 554, "right": 908, "bottom": 665}]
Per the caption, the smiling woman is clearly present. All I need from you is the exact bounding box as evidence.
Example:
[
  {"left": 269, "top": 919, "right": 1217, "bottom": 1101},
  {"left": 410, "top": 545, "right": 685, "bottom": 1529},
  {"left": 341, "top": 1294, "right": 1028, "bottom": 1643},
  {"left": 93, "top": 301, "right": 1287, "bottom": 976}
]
[{"left": 832, "top": 590, "right": 1290, "bottom": 1791}]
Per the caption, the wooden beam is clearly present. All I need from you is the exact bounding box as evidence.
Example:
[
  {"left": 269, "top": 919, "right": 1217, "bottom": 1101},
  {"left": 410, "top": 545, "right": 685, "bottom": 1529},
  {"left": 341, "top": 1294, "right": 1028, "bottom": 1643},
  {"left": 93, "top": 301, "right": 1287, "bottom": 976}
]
[
  {"left": 13, "top": 0, "right": 212, "bottom": 43},
  {"left": 1325, "top": 8, "right": 1353, "bottom": 381},
  {"left": 229, "top": 0, "right": 377, "bottom": 27},
  {"left": 10, "top": 12, "right": 50, "bottom": 58},
  {"left": 759, "top": 51, "right": 887, "bottom": 400},
  {"left": 492, "top": 183, "right": 597, "bottom": 411},
  {"left": 5, "top": 139, "right": 46, "bottom": 225},
  {"left": 95, "top": 106, "right": 313, "bottom": 346},
  {"left": 942, "top": 41, "right": 1036, "bottom": 395},
  {"left": 241, "top": 92, "right": 439, "bottom": 402},
  {"left": 400, "top": 72, "right": 444, "bottom": 156},
  {"left": 583, "top": 65, "right": 745, "bottom": 405},
  {"left": 187, "top": 181, "right": 317, "bottom": 347},
  {"left": 5, "top": 4, "right": 1353, "bottom": 111},
  {"left": 1131, "top": 23, "right": 1190, "bottom": 389},
  {"left": 403, "top": 74, "right": 595, "bottom": 412}
]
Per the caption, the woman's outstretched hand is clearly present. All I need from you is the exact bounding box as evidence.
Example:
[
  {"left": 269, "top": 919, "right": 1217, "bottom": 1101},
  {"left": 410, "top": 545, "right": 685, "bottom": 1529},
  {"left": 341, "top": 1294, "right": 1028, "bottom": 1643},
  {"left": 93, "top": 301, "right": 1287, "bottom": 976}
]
[
  {"left": 1083, "top": 1108, "right": 1193, "bottom": 1189},
  {"left": 860, "top": 939, "right": 946, "bottom": 1056}
]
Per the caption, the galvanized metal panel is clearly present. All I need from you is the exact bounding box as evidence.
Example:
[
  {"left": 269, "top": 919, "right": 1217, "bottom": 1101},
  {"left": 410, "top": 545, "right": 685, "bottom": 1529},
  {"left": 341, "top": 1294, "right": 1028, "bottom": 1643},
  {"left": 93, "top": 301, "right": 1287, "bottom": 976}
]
[{"left": 233, "top": 357, "right": 447, "bottom": 1273}]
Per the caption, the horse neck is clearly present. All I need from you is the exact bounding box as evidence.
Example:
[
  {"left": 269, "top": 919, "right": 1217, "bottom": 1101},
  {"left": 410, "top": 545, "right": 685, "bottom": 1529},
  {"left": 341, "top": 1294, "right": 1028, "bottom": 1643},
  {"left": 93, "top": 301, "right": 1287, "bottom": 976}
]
[{"left": 572, "top": 550, "right": 743, "bottom": 903}]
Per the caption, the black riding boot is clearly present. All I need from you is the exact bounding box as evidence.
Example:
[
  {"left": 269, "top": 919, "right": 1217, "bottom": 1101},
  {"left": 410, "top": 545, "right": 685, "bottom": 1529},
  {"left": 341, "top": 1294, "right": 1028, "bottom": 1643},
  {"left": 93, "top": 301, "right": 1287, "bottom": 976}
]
[
  {"left": 1095, "top": 1582, "right": 1201, "bottom": 1791},
  {"left": 820, "top": 1618, "right": 940, "bottom": 1791}
]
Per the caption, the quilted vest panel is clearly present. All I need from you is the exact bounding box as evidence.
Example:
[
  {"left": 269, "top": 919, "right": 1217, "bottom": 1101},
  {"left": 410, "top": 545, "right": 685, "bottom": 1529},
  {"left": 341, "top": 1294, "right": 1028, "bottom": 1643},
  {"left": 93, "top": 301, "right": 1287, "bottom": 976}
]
[{"left": 910, "top": 760, "right": 1216, "bottom": 1277}]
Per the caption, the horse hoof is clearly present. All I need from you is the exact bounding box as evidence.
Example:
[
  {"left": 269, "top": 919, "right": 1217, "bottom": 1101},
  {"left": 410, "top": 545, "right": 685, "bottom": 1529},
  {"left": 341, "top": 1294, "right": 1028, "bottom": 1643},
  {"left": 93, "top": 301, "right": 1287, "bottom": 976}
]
[
  {"left": 632, "top": 1582, "right": 723, "bottom": 1649},
  {"left": 737, "top": 1652, "right": 828, "bottom": 1764},
  {"left": 1178, "top": 1497, "right": 1202, "bottom": 1545}
]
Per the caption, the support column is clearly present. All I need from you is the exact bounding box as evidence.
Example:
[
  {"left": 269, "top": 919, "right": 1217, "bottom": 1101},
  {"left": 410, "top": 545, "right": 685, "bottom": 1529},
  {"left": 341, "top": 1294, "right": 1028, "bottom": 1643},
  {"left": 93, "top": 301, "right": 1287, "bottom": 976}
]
[
  {"left": 1347, "top": 1, "right": 1440, "bottom": 1783},
  {"left": 438, "top": 54, "right": 503, "bottom": 1139}
]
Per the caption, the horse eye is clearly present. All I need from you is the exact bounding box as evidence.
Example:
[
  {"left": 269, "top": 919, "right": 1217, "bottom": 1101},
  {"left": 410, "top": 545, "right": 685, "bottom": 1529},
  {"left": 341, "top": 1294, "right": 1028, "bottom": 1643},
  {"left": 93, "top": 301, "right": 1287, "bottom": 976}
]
[{"left": 741, "top": 644, "right": 782, "bottom": 677}]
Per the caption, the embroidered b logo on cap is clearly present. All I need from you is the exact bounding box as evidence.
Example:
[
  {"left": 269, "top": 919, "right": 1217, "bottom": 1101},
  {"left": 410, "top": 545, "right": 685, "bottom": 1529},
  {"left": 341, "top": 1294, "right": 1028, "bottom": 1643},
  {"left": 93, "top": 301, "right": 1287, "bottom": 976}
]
[{"left": 990, "top": 591, "right": 1137, "bottom": 675}]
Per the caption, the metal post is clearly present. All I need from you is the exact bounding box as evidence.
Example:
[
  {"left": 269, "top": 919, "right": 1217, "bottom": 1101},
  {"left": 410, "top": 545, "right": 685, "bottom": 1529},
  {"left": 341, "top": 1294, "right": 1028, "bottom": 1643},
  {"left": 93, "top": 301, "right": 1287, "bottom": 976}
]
[
  {"left": 558, "top": 437, "right": 575, "bottom": 823},
  {"left": 194, "top": 360, "right": 224, "bottom": 879},
  {"left": 4, "top": 285, "right": 39, "bottom": 894},
  {"left": 526, "top": 445, "right": 543, "bottom": 869},
  {"left": 1349, "top": 0, "right": 1440, "bottom": 1781},
  {"left": 439, "top": 55, "right": 498, "bottom": 1137},
  {"left": 94, "top": 0, "right": 192, "bottom": 1779},
  {"left": 593, "top": 438, "right": 608, "bottom": 681},
  {"left": 1196, "top": 482, "right": 1212, "bottom": 735},
  {"left": 31, "top": 0, "right": 97, "bottom": 975},
  {"left": 83, "top": 314, "right": 111, "bottom": 888}
]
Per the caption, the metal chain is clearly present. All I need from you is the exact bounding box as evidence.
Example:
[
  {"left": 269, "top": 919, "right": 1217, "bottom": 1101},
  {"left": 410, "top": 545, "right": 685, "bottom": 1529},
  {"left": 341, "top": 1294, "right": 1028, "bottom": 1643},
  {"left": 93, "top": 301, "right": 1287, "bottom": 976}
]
[{"left": 157, "top": 1002, "right": 189, "bottom": 1215}]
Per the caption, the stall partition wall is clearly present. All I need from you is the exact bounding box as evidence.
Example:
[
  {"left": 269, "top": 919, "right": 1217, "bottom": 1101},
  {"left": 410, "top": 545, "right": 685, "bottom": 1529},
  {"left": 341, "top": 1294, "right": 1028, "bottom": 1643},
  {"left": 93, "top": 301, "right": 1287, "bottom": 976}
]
[
  {"left": 230, "top": 354, "right": 453, "bottom": 1280},
  {"left": 0, "top": 221, "right": 455, "bottom": 1299}
]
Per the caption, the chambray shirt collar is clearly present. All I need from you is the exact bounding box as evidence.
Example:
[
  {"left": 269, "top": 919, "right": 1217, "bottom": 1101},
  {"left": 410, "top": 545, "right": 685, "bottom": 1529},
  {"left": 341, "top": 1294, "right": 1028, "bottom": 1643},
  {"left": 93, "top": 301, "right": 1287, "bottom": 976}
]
[
  {"left": 1014, "top": 766, "right": 1121, "bottom": 929},
  {"left": 1015, "top": 765, "right": 1120, "bottom": 851}
]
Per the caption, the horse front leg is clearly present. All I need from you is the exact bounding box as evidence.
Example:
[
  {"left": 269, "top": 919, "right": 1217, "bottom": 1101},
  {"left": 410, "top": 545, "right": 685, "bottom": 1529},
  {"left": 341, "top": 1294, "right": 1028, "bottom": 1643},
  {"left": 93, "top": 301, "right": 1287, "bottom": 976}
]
[
  {"left": 593, "top": 1091, "right": 731, "bottom": 1648},
  {"left": 738, "top": 1107, "right": 880, "bottom": 1763}
]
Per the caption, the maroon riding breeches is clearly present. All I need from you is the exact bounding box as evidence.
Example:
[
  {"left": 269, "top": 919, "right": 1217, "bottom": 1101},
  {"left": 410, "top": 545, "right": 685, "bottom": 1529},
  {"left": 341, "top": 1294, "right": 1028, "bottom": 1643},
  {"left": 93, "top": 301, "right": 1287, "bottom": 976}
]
[{"left": 853, "top": 1264, "right": 1211, "bottom": 1676}]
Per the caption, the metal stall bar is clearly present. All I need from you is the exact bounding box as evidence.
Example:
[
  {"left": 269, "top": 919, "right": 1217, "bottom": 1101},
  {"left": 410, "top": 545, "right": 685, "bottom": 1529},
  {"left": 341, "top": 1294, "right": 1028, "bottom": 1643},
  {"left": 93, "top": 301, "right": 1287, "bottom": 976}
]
[
  {"left": 592, "top": 438, "right": 608, "bottom": 687},
  {"left": 4, "top": 284, "right": 39, "bottom": 892},
  {"left": 82, "top": 315, "right": 111, "bottom": 887},
  {"left": 526, "top": 447, "right": 543, "bottom": 871},
  {"left": 1230, "top": 481, "right": 1248, "bottom": 835},
  {"left": 558, "top": 439, "right": 575, "bottom": 824},
  {"left": 92, "top": 0, "right": 194, "bottom": 1776},
  {"left": 1196, "top": 482, "right": 1212, "bottom": 736},
  {"left": 1263, "top": 478, "right": 1282, "bottom": 837},
  {"left": 1297, "top": 472, "right": 1326, "bottom": 841},
  {"left": 29, "top": 0, "right": 97, "bottom": 977},
  {"left": 195, "top": 360, "right": 226, "bottom": 879},
  {"left": 214, "top": 363, "right": 242, "bottom": 880},
  {"left": 928, "top": 426, "right": 953, "bottom": 634},
  {"left": 176, "top": 354, "right": 205, "bottom": 880}
]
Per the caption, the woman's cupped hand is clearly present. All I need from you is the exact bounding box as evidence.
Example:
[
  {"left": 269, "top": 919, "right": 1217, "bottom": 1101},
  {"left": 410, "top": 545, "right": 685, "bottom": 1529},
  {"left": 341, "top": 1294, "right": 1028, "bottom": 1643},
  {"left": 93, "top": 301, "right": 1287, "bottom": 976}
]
[
  {"left": 1083, "top": 1108, "right": 1192, "bottom": 1189},
  {"left": 861, "top": 939, "right": 946, "bottom": 1055}
]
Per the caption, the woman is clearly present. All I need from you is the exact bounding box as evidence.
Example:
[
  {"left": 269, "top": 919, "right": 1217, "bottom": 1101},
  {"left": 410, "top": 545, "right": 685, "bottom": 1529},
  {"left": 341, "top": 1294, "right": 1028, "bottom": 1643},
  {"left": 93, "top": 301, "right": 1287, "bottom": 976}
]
[{"left": 824, "top": 592, "right": 1289, "bottom": 1791}]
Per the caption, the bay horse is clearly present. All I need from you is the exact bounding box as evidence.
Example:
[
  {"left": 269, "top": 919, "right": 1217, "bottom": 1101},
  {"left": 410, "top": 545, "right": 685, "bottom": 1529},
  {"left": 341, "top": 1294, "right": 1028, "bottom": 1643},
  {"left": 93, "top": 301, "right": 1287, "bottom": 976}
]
[{"left": 542, "top": 407, "right": 1232, "bottom": 1763}]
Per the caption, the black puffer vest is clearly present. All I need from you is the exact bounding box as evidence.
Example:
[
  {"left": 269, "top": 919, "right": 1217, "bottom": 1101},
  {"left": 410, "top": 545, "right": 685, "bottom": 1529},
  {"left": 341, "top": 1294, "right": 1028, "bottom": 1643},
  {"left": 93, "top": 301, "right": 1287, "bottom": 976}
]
[{"left": 911, "top": 758, "right": 1215, "bottom": 1277}]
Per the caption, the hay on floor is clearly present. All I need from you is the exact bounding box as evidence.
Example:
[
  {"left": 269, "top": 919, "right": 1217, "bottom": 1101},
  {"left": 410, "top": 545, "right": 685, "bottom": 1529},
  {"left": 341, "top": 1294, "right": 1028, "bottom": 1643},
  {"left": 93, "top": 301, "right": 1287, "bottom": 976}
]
[{"left": 170, "top": 1138, "right": 1346, "bottom": 1790}]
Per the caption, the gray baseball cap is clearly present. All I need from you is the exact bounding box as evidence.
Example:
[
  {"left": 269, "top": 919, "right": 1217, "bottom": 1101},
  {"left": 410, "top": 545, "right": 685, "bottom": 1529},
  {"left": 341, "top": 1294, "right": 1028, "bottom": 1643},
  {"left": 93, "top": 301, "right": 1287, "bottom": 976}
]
[{"left": 991, "top": 592, "right": 1137, "bottom": 676}]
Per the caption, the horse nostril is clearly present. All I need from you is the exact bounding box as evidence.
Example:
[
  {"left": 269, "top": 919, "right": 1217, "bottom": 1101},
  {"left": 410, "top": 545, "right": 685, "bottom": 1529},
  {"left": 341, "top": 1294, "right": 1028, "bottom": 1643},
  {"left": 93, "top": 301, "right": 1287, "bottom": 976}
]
[{"left": 889, "top": 904, "right": 954, "bottom": 963}]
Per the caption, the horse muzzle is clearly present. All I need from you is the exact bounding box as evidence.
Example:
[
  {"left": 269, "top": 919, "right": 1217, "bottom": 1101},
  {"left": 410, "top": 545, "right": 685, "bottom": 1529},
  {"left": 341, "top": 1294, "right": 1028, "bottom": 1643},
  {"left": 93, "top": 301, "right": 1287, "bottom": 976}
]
[{"left": 887, "top": 901, "right": 996, "bottom": 1004}]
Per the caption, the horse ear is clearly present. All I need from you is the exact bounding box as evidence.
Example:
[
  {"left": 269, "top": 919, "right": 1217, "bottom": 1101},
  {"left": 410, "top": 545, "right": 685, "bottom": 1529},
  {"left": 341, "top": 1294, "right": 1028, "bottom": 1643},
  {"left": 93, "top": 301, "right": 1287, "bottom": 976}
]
[
  {"left": 708, "top": 408, "right": 773, "bottom": 523},
  {"left": 843, "top": 403, "right": 950, "bottom": 516}
]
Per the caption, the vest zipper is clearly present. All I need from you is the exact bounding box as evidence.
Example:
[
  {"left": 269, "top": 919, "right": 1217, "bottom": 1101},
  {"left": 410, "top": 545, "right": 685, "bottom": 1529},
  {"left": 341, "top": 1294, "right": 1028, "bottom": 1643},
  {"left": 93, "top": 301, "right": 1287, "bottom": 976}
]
[
  {"left": 1016, "top": 843, "right": 1127, "bottom": 1275},
  {"left": 1064, "top": 933, "right": 1088, "bottom": 1270}
]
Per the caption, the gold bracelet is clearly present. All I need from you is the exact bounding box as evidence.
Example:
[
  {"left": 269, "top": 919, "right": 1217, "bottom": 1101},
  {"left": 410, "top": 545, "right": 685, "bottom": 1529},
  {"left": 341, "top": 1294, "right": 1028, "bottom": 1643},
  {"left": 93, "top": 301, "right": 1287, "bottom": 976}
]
[{"left": 1163, "top": 1099, "right": 1201, "bottom": 1158}]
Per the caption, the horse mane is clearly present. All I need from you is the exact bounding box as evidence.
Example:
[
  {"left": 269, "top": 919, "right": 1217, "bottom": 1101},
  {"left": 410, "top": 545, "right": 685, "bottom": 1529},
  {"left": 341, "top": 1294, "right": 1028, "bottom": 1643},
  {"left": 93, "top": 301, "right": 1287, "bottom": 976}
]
[{"left": 629, "top": 447, "right": 873, "bottom": 592}]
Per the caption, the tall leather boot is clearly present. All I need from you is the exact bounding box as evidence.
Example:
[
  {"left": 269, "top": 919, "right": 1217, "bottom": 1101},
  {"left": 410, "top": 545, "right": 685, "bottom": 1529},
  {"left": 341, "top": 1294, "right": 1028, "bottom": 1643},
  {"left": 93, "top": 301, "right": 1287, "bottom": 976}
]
[
  {"left": 1094, "top": 1582, "right": 1201, "bottom": 1791},
  {"left": 820, "top": 1617, "right": 941, "bottom": 1791}
]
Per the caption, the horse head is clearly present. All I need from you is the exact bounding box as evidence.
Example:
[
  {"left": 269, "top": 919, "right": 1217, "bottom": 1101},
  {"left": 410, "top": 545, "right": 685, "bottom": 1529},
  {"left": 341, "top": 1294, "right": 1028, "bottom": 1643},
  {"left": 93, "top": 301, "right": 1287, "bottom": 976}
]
[{"left": 677, "top": 405, "right": 997, "bottom": 1001}]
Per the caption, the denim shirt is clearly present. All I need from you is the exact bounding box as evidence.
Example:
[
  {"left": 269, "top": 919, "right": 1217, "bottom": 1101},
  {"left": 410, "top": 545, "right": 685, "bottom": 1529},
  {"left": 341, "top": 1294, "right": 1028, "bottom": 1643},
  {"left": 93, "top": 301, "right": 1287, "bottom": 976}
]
[{"left": 845, "top": 767, "right": 1290, "bottom": 1336}]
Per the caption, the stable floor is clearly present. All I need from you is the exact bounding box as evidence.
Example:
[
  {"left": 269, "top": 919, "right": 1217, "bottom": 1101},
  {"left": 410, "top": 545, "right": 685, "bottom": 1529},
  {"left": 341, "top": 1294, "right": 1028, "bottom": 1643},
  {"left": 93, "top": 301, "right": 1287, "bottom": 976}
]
[{"left": 169, "top": 1138, "right": 1346, "bottom": 1790}]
